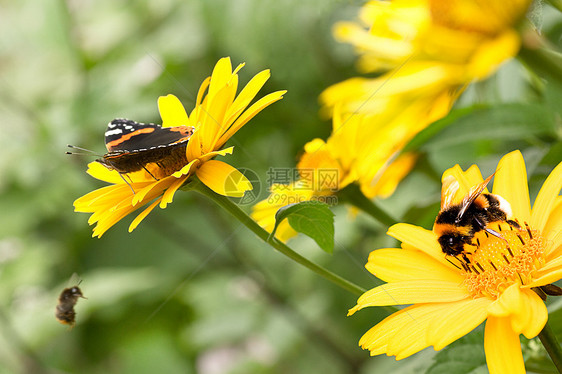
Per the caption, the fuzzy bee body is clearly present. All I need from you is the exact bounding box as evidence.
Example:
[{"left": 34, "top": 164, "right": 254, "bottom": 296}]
[
  {"left": 434, "top": 174, "right": 519, "bottom": 258},
  {"left": 55, "top": 285, "right": 85, "bottom": 327}
]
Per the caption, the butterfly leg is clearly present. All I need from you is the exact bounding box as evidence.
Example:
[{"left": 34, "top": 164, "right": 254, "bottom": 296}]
[
  {"left": 118, "top": 173, "right": 136, "bottom": 194},
  {"left": 142, "top": 165, "right": 159, "bottom": 181}
]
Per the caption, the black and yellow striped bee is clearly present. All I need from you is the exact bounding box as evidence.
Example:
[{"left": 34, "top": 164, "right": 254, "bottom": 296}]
[{"left": 433, "top": 174, "right": 520, "bottom": 259}]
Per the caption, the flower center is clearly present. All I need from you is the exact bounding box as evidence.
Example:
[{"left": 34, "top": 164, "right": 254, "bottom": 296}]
[{"left": 462, "top": 222, "right": 546, "bottom": 299}]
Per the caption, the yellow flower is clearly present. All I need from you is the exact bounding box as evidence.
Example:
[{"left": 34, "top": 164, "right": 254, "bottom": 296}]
[
  {"left": 322, "top": 0, "right": 531, "bottom": 116},
  {"left": 75, "top": 57, "right": 286, "bottom": 237},
  {"left": 251, "top": 106, "right": 358, "bottom": 242},
  {"left": 251, "top": 182, "right": 315, "bottom": 242},
  {"left": 348, "top": 151, "right": 562, "bottom": 373},
  {"left": 359, "top": 151, "right": 417, "bottom": 199},
  {"left": 251, "top": 106, "right": 417, "bottom": 242},
  {"left": 335, "top": 0, "right": 529, "bottom": 77}
]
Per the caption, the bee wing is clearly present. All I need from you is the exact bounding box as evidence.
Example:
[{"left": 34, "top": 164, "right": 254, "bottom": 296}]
[
  {"left": 67, "top": 272, "right": 82, "bottom": 287},
  {"left": 440, "top": 175, "right": 460, "bottom": 209},
  {"left": 456, "top": 174, "right": 494, "bottom": 221}
]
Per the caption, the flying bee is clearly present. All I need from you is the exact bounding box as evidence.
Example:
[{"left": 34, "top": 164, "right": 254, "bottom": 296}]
[
  {"left": 433, "top": 173, "right": 520, "bottom": 260},
  {"left": 55, "top": 276, "right": 86, "bottom": 327}
]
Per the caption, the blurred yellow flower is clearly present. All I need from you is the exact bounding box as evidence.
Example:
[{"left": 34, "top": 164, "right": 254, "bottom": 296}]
[
  {"left": 322, "top": 0, "right": 531, "bottom": 116},
  {"left": 251, "top": 182, "right": 314, "bottom": 242},
  {"left": 251, "top": 106, "right": 417, "bottom": 242},
  {"left": 75, "top": 57, "right": 286, "bottom": 237},
  {"left": 348, "top": 151, "right": 562, "bottom": 374}
]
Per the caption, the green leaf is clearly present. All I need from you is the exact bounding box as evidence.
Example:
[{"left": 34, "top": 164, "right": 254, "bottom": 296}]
[
  {"left": 427, "top": 344, "right": 487, "bottom": 374},
  {"left": 403, "top": 103, "right": 557, "bottom": 153},
  {"left": 426, "top": 327, "right": 487, "bottom": 374},
  {"left": 269, "top": 201, "right": 335, "bottom": 253}
]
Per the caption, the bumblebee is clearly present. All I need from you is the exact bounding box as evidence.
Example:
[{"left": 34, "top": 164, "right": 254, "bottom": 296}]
[
  {"left": 55, "top": 281, "right": 86, "bottom": 327},
  {"left": 433, "top": 174, "right": 520, "bottom": 259}
]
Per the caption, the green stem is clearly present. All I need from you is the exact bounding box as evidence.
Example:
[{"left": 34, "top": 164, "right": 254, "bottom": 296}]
[
  {"left": 338, "top": 184, "right": 399, "bottom": 227},
  {"left": 191, "top": 180, "right": 367, "bottom": 296},
  {"left": 538, "top": 322, "right": 562, "bottom": 373},
  {"left": 518, "top": 27, "right": 562, "bottom": 84}
]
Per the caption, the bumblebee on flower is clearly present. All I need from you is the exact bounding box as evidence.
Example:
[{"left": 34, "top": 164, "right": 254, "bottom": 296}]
[{"left": 348, "top": 151, "right": 562, "bottom": 374}]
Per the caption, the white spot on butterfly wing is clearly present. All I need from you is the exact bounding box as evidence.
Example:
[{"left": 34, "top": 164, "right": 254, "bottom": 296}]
[{"left": 105, "top": 129, "right": 124, "bottom": 137}]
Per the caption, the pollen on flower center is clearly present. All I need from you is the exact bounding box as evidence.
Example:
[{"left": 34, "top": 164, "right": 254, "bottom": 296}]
[{"left": 462, "top": 222, "right": 547, "bottom": 299}]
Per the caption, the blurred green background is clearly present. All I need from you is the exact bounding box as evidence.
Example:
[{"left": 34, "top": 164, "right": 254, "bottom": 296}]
[{"left": 0, "top": 1, "right": 560, "bottom": 373}]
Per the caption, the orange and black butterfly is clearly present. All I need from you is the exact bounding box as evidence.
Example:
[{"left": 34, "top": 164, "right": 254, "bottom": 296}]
[{"left": 96, "top": 118, "right": 195, "bottom": 178}]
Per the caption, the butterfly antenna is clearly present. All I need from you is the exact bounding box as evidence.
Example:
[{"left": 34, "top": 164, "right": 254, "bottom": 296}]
[{"left": 66, "top": 145, "right": 102, "bottom": 157}]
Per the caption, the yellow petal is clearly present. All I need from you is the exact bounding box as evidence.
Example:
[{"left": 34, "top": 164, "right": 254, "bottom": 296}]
[
  {"left": 387, "top": 223, "right": 445, "bottom": 264},
  {"left": 251, "top": 189, "right": 302, "bottom": 242},
  {"left": 74, "top": 184, "right": 124, "bottom": 211},
  {"left": 198, "top": 146, "right": 235, "bottom": 163},
  {"left": 86, "top": 162, "right": 150, "bottom": 185},
  {"left": 493, "top": 150, "right": 531, "bottom": 223},
  {"left": 442, "top": 164, "right": 484, "bottom": 201},
  {"left": 441, "top": 164, "right": 474, "bottom": 204},
  {"left": 365, "top": 248, "right": 463, "bottom": 283},
  {"left": 185, "top": 130, "right": 203, "bottom": 161},
  {"left": 217, "top": 90, "right": 286, "bottom": 149},
  {"left": 195, "top": 147, "right": 234, "bottom": 163},
  {"left": 364, "top": 152, "right": 417, "bottom": 199},
  {"left": 333, "top": 22, "right": 413, "bottom": 66},
  {"left": 132, "top": 177, "right": 175, "bottom": 206},
  {"left": 86, "top": 162, "right": 124, "bottom": 184},
  {"left": 200, "top": 83, "right": 235, "bottom": 153},
  {"left": 428, "top": 298, "right": 491, "bottom": 350},
  {"left": 159, "top": 176, "right": 187, "bottom": 209},
  {"left": 358, "top": 304, "right": 435, "bottom": 359},
  {"left": 515, "top": 288, "right": 547, "bottom": 339},
  {"left": 464, "top": 165, "right": 486, "bottom": 188},
  {"left": 525, "top": 267, "right": 562, "bottom": 288},
  {"left": 208, "top": 57, "right": 233, "bottom": 99},
  {"left": 468, "top": 31, "right": 520, "bottom": 79},
  {"left": 196, "top": 160, "right": 252, "bottom": 197},
  {"left": 531, "top": 161, "right": 562, "bottom": 232},
  {"left": 158, "top": 94, "right": 190, "bottom": 127},
  {"left": 270, "top": 220, "right": 298, "bottom": 242},
  {"left": 129, "top": 199, "right": 161, "bottom": 232},
  {"left": 534, "top": 253, "right": 562, "bottom": 277},
  {"left": 75, "top": 183, "right": 145, "bottom": 212},
  {"left": 303, "top": 138, "right": 325, "bottom": 153},
  {"left": 224, "top": 69, "right": 271, "bottom": 126},
  {"left": 544, "top": 197, "right": 562, "bottom": 255},
  {"left": 91, "top": 204, "right": 139, "bottom": 238},
  {"left": 195, "top": 76, "right": 211, "bottom": 109},
  {"left": 487, "top": 283, "right": 522, "bottom": 317},
  {"left": 484, "top": 317, "right": 525, "bottom": 374},
  {"left": 349, "top": 280, "right": 468, "bottom": 315},
  {"left": 232, "top": 62, "right": 245, "bottom": 76},
  {"left": 172, "top": 159, "right": 199, "bottom": 179},
  {"left": 487, "top": 284, "right": 547, "bottom": 338},
  {"left": 545, "top": 242, "right": 562, "bottom": 268}
]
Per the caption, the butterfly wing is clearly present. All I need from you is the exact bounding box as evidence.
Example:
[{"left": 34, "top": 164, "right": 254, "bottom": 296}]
[{"left": 104, "top": 119, "right": 193, "bottom": 153}]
